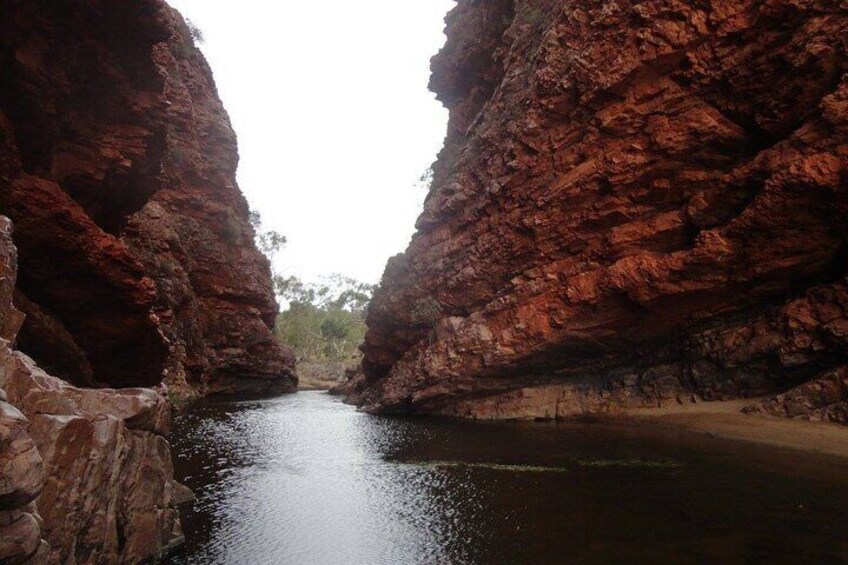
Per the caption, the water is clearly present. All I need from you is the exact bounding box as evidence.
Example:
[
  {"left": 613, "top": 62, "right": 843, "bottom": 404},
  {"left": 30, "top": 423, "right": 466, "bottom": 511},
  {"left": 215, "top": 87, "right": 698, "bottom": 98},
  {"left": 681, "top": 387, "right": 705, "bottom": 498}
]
[{"left": 167, "top": 391, "right": 848, "bottom": 565}]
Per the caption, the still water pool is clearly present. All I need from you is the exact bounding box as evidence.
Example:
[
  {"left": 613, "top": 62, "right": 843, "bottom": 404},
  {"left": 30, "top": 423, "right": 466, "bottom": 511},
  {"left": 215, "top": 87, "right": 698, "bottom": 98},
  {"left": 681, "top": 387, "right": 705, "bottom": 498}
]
[{"left": 166, "top": 391, "right": 848, "bottom": 564}]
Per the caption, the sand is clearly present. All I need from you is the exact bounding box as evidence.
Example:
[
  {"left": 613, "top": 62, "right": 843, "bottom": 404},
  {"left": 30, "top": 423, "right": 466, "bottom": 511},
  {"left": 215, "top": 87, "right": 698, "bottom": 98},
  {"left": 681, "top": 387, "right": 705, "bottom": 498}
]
[{"left": 613, "top": 399, "right": 848, "bottom": 459}]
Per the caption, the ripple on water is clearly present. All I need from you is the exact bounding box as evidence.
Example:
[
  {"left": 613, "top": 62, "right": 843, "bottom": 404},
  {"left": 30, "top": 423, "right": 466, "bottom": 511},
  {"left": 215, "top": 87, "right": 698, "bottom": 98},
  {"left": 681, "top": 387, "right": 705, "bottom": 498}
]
[{"left": 166, "top": 391, "right": 848, "bottom": 565}]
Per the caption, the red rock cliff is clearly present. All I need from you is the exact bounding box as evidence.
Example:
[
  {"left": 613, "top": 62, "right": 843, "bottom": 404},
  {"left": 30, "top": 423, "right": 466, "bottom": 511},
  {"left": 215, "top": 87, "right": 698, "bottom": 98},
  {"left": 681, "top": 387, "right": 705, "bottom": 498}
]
[
  {"left": 0, "top": 1, "right": 296, "bottom": 562},
  {"left": 0, "top": 216, "right": 189, "bottom": 563},
  {"left": 356, "top": 0, "right": 848, "bottom": 422},
  {"left": 0, "top": 0, "right": 296, "bottom": 397}
]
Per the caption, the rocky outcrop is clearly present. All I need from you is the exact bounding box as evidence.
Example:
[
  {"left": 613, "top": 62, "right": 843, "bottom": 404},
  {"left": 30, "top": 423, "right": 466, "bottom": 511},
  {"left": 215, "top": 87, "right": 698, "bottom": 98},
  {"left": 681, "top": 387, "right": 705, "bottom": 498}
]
[
  {"left": 0, "top": 0, "right": 295, "bottom": 561},
  {"left": 0, "top": 0, "right": 296, "bottom": 397},
  {"left": 355, "top": 0, "right": 848, "bottom": 422},
  {"left": 0, "top": 217, "right": 186, "bottom": 563},
  {"left": 0, "top": 348, "right": 186, "bottom": 564}
]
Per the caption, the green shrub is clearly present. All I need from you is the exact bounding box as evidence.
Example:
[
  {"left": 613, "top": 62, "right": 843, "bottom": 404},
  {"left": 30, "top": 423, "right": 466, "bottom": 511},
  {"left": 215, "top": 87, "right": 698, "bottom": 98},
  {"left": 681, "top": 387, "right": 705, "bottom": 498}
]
[
  {"left": 520, "top": 6, "right": 545, "bottom": 26},
  {"left": 185, "top": 18, "right": 205, "bottom": 45},
  {"left": 274, "top": 274, "right": 375, "bottom": 388}
]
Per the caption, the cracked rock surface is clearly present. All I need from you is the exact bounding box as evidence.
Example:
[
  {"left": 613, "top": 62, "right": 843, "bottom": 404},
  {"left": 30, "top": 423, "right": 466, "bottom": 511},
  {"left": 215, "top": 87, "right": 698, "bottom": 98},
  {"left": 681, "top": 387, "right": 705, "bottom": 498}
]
[
  {"left": 0, "top": 215, "right": 185, "bottom": 563},
  {"left": 354, "top": 0, "right": 848, "bottom": 421},
  {"left": 0, "top": 0, "right": 296, "bottom": 398}
]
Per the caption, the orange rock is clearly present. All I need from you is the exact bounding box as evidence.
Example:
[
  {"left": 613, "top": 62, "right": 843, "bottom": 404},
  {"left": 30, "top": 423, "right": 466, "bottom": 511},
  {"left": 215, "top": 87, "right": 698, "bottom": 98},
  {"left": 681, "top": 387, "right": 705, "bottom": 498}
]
[
  {"left": 0, "top": 0, "right": 296, "bottom": 396},
  {"left": 355, "top": 0, "right": 848, "bottom": 422}
]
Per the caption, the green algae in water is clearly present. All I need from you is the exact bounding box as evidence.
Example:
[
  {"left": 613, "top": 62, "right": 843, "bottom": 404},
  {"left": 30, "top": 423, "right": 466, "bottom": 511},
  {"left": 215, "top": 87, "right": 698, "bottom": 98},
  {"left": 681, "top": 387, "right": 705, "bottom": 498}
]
[
  {"left": 397, "top": 458, "right": 683, "bottom": 472},
  {"left": 576, "top": 459, "right": 684, "bottom": 469},
  {"left": 402, "top": 460, "right": 570, "bottom": 473}
]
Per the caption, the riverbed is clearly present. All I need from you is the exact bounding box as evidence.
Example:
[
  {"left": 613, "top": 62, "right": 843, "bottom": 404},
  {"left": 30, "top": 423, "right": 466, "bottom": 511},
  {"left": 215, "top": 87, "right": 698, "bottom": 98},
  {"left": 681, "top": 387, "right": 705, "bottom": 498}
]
[{"left": 166, "top": 391, "right": 848, "bottom": 564}]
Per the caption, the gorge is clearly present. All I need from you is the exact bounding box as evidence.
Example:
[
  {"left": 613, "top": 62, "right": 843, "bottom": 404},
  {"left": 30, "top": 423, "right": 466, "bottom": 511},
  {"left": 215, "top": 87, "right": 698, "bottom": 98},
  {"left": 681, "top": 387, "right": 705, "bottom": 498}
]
[{"left": 0, "top": 0, "right": 847, "bottom": 564}]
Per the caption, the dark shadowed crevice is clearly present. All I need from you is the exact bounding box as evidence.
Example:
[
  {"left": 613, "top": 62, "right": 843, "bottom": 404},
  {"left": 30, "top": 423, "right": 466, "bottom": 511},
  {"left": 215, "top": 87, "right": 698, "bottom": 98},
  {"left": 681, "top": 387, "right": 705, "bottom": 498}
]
[
  {"left": 11, "top": 235, "right": 169, "bottom": 388},
  {"left": 0, "top": 0, "right": 170, "bottom": 388},
  {"left": 0, "top": 0, "right": 168, "bottom": 237},
  {"left": 12, "top": 289, "right": 96, "bottom": 387}
]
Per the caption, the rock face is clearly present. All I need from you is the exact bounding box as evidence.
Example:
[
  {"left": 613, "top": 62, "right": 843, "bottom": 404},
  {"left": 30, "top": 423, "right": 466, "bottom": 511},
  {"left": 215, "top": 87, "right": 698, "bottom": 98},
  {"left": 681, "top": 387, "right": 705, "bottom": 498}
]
[
  {"left": 0, "top": 217, "right": 186, "bottom": 563},
  {"left": 0, "top": 0, "right": 295, "bottom": 561},
  {"left": 356, "top": 0, "right": 848, "bottom": 422},
  {"left": 0, "top": 0, "right": 296, "bottom": 397}
]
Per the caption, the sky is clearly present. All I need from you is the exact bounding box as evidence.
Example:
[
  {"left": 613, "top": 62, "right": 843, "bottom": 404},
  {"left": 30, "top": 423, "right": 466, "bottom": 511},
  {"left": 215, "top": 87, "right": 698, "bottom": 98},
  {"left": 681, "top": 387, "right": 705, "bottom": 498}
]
[{"left": 167, "top": 0, "right": 456, "bottom": 284}]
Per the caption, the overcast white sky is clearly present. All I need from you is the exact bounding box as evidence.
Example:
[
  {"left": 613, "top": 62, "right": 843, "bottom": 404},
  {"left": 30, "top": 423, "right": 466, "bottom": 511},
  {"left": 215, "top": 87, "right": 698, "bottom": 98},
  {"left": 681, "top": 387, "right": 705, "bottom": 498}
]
[{"left": 167, "top": 0, "right": 455, "bottom": 284}]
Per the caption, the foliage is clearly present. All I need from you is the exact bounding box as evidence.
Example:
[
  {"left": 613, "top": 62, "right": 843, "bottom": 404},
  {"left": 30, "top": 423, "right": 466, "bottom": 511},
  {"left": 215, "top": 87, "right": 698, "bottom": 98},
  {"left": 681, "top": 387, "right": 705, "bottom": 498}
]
[
  {"left": 415, "top": 167, "right": 434, "bottom": 192},
  {"left": 258, "top": 231, "right": 287, "bottom": 257},
  {"left": 274, "top": 275, "right": 375, "bottom": 389},
  {"left": 185, "top": 18, "right": 205, "bottom": 44},
  {"left": 249, "top": 211, "right": 287, "bottom": 258},
  {"left": 275, "top": 300, "right": 367, "bottom": 362},
  {"left": 248, "top": 211, "right": 376, "bottom": 389},
  {"left": 221, "top": 212, "right": 240, "bottom": 243},
  {"left": 274, "top": 273, "right": 375, "bottom": 313},
  {"left": 519, "top": 6, "right": 545, "bottom": 26}
]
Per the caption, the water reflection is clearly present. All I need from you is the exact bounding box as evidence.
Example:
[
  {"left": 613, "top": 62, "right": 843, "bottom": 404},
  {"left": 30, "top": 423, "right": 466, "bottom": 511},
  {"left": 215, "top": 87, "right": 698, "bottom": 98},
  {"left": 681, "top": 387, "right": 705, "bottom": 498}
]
[{"left": 167, "top": 392, "right": 848, "bottom": 565}]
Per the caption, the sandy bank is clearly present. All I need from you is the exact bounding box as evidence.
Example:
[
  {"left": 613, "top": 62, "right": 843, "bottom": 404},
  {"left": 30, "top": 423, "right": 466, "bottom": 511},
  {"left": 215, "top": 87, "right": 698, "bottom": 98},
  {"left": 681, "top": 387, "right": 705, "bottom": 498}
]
[{"left": 607, "top": 400, "right": 848, "bottom": 459}]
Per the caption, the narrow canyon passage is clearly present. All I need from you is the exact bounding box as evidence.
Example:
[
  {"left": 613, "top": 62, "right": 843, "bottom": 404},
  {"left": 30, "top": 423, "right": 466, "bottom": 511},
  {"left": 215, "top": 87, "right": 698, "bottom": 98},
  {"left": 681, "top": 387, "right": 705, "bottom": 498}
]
[
  {"left": 1, "top": 1, "right": 847, "bottom": 563},
  {"left": 167, "top": 392, "right": 848, "bottom": 565}
]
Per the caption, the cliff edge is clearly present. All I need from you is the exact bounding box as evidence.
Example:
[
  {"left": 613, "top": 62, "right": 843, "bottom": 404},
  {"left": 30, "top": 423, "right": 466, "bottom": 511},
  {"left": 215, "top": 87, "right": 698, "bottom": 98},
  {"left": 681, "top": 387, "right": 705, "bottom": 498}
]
[
  {"left": 0, "top": 0, "right": 296, "bottom": 562},
  {"left": 354, "top": 0, "right": 848, "bottom": 422},
  {"left": 0, "top": 0, "right": 296, "bottom": 398}
]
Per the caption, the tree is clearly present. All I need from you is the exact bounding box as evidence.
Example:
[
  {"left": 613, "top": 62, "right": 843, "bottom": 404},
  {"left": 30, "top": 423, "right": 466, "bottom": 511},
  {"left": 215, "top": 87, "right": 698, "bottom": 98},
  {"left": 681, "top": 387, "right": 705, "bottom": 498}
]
[
  {"left": 273, "top": 273, "right": 376, "bottom": 389},
  {"left": 250, "top": 210, "right": 287, "bottom": 259},
  {"left": 185, "top": 18, "right": 205, "bottom": 45},
  {"left": 415, "top": 167, "right": 434, "bottom": 191},
  {"left": 273, "top": 275, "right": 316, "bottom": 305},
  {"left": 248, "top": 210, "right": 376, "bottom": 388}
]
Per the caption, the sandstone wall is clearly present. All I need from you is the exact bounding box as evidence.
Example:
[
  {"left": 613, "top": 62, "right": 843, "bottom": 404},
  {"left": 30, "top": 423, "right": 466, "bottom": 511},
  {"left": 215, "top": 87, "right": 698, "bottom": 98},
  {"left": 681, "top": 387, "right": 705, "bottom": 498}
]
[
  {"left": 356, "top": 0, "right": 848, "bottom": 421},
  {"left": 0, "top": 0, "right": 296, "bottom": 397},
  {"left": 0, "top": 1, "right": 297, "bottom": 561},
  {"left": 0, "top": 217, "right": 188, "bottom": 563}
]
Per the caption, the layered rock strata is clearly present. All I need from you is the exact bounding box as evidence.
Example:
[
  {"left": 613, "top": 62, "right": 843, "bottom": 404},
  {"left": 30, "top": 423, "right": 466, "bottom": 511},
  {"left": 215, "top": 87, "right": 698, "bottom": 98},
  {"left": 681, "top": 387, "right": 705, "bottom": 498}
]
[
  {"left": 0, "top": 0, "right": 296, "bottom": 561},
  {"left": 0, "top": 217, "right": 187, "bottom": 563},
  {"left": 356, "top": 0, "right": 848, "bottom": 422},
  {"left": 0, "top": 0, "right": 295, "bottom": 397}
]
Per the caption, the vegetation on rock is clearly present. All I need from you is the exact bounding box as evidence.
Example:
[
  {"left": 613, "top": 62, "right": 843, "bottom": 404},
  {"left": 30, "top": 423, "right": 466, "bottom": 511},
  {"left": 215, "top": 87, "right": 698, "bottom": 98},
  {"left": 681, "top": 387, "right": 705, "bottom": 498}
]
[
  {"left": 275, "top": 275, "right": 375, "bottom": 390},
  {"left": 251, "top": 212, "right": 375, "bottom": 389}
]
